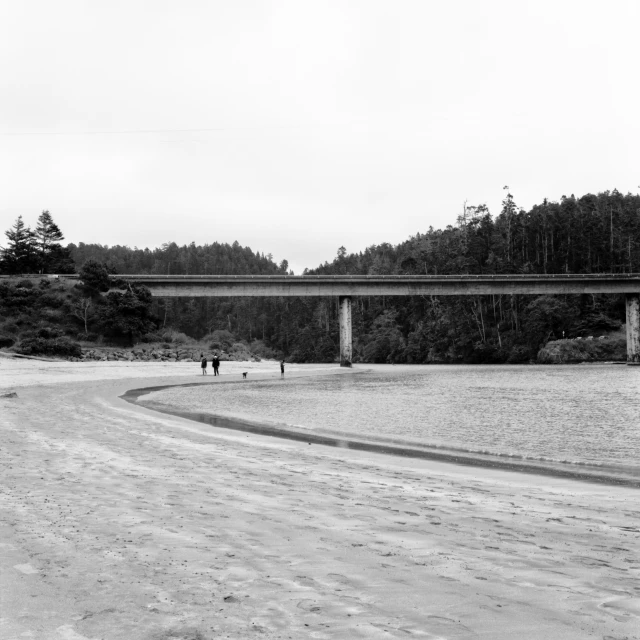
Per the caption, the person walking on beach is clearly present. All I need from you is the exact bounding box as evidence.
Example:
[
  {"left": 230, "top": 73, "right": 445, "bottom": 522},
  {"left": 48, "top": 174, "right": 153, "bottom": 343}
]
[
  {"left": 280, "top": 360, "right": 285, "bottom": 378},
  {"left": 201, "top": 355, "right": 208, "bottom": 375},
  {"left": 212, "top": 353, "right": 220, "bottom": 376}
]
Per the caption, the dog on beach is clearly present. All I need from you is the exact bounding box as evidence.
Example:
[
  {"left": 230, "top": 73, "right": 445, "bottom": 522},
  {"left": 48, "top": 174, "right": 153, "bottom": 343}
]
[{"left": 242, "top": 372, "right": 247, "bottom": 379}]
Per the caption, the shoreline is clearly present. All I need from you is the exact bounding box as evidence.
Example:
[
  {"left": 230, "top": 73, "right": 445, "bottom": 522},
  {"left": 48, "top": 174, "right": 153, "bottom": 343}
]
[
  {"left": 1, "top": 359, "right": 639, "bottom": 639},
  {"left": 126, "top": 378, "right": 640, "bottom": 489}
]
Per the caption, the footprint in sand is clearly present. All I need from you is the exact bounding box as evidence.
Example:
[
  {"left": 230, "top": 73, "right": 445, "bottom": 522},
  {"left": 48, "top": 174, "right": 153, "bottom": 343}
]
[
  {"left": 294, "top": 575, "right": 319, "bottom": 588},
  {"left": 600, "top": 596, "right": 640, "bottom": 617},
  {"left": 14, "top": 563, "right": 39, "bottom": 574},
  {"left": 296, "top": 599, "right": 322, "bottom": 613},
  {"left": 55, "top": 625, "right": 94, "bottom": 640}
]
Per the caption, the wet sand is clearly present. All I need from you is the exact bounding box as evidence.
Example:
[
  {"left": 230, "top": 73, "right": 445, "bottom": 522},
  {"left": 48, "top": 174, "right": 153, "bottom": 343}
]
[{"left": 1, "top": 358, "right": 639, "bottom": 639}]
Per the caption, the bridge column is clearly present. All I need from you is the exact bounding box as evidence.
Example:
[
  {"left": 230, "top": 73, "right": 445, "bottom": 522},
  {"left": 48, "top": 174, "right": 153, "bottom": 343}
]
[
  {"left": 339, "top": 296, "right": 352, "bottom": 367},
  {"left": 626, "top": 293, "right": 640, "bottom": 364}
]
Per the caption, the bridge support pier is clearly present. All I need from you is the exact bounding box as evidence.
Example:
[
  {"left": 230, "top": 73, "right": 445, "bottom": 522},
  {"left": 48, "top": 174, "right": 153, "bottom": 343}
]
[
  {"left": 339, "top": 295, "right": 352, "bottom": 367},
  {"left": 626, "top": 293, "right": 640, "bottom": 364}
]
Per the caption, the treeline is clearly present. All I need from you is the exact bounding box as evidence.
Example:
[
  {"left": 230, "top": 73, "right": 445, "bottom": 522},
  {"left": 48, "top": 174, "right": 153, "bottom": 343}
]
[
  {"left": 68, "top": 241, "right": 290, "bottom": 276},
  {"left": 1, "top": 189, "right": 638, "bottom": 363},
  {"left": 309, "top": 190, "right": 640, "bottom": 277}
]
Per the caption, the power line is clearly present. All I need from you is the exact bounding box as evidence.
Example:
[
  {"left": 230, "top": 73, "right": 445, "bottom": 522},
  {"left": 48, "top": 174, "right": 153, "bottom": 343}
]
[{"left": 0, "top": 123, "right": 350, "bottom": 137}]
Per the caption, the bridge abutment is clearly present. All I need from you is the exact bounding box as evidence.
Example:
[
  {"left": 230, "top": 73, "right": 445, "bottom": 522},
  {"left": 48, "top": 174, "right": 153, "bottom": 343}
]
[
  {"left": 339, "top": 296, "right": 352, "bottom": 367},
  {"left": 626, "top": 293, "right": 640, "bottom": 364}
]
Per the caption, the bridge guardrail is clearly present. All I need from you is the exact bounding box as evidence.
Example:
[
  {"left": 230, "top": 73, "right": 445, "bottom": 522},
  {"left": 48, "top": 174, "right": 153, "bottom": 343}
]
[
  {"left": 113, "top": 273, "right": 640, "bottom": 280},
  {"left": 3, "top": 273, "right": 640, "bottom": 281}
]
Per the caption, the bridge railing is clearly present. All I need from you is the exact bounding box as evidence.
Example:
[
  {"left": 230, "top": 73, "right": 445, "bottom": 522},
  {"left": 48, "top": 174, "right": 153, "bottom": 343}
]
[
  {"left": 3, "top": 273, "right": 640, "bottom": 281},
  {"left": 113, "top": 273, "right": 640, "bottom": 280}
]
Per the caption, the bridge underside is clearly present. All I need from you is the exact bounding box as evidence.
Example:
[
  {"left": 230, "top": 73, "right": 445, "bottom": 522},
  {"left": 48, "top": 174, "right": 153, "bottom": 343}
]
[{"left": 110, "top": 275, "right": 640, "bottom": 366}]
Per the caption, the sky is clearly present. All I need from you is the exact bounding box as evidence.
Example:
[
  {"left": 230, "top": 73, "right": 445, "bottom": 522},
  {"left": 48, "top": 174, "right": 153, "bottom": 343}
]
[{"left": 1, "top": 0, "right": 638, "bottom": 274}]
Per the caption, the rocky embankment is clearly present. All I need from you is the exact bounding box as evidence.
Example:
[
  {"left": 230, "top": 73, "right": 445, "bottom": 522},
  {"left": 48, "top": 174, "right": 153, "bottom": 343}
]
[
  {"left": 537, "top": 334, "right": 626, "bottom": 364},
  {"left": 78, "top": 347, "right": 262, "bottom": 363}
]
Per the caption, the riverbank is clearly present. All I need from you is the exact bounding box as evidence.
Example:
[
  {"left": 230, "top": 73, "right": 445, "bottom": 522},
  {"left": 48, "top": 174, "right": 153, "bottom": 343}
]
[{"left": 1, "top": 360, "right": 639, "bottom": 639}]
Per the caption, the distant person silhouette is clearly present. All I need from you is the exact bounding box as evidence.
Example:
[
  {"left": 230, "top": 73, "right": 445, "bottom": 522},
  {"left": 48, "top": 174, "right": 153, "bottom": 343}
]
[
  {"left": 280, "top": 360, "right": 285, "bottom": 378},
  {"left": 201, "top": 355, "right": 208, "bottom": 375},
  {"left": 212, "top": 353, "right": 220, "bottom": 376}
]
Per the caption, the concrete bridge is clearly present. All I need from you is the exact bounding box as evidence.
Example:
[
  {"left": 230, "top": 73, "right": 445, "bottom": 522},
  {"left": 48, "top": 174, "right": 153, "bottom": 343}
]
[{"left": 112, "top": 274, "right": 640, "bottom": 365}]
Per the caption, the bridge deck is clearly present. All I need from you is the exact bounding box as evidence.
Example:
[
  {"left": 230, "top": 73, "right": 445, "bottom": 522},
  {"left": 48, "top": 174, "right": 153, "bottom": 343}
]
[{"left": 107, "top": 274, "right": 640, "bottom": 297}]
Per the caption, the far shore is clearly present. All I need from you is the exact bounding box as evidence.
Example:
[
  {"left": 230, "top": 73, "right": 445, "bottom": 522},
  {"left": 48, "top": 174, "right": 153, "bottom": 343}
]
[{"left": 1, "top": 359, "right": 638, "bottom": 639}]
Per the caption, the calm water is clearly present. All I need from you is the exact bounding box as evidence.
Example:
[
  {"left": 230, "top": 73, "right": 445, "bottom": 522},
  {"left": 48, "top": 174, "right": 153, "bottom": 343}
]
[{"left": 145, "top": 365, "right": 640, "bottom": 482}]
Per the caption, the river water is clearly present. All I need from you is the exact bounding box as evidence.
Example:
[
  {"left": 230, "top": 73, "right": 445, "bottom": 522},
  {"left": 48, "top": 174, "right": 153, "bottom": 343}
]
[{"left": 139, "top": 364, "right": 640, "bottom": 484}]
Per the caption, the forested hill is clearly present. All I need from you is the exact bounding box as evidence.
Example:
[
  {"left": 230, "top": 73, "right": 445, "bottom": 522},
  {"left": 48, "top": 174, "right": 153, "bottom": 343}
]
[
  {"left": 295, "top": 190, "right": 640, "bottom": 363},
  {"left": 2, "top": 189, "right": 639, "bottom": 363},
  {"left": 309, "top": 190, "right": 640, "bottom": 277},
  {"left": 68, "top": 189, "right": 640, "bottom": 364}
]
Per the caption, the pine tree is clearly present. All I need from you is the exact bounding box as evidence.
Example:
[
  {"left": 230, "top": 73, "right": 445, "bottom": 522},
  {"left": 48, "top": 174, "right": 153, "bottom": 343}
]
[
  {"left": 1, "top": 216, "right": 38, "bottom": 274},
  {"left": 35, "top": 210, "right": 64, "bottom": 254},
  {"left": 34, "top": 210, "right": 75, "bottom": 274},
  {"left": 500, "top": 191, "right": 517, "bottom": 266}
]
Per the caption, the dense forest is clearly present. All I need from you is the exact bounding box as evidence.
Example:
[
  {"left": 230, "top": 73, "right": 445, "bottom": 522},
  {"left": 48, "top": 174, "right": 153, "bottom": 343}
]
[{"left": 1, "top": 189, "right": 639, "bottom": 362}]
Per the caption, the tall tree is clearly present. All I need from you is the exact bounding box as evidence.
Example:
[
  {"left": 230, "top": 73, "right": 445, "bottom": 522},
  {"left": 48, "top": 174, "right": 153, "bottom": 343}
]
[
  {"left": 34, "top": 210, "right": 75, "bottom": 273},
  {"left": 35, "top": 210, "right": 64, "bottom": 254},
  {"left": 0, "top": 216, "right": 38, "bottom": 274}
]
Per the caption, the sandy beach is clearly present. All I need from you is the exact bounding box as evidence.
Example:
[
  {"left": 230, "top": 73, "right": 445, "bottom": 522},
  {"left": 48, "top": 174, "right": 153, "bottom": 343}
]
[{"left": 1, "top": 358, "right": 639, "bottom": 640}]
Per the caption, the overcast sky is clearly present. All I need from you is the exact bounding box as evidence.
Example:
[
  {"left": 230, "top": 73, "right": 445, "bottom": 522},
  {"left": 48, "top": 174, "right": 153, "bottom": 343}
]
[{"left": 1, "top": 0, "right": 638, "bottom": 273}]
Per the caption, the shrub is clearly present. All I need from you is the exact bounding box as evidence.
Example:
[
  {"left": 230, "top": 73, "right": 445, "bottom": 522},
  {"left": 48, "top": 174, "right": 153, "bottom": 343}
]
[
  {"left": 249, "top": 339, "right": 277, "bottom": 359},
  {"left": 35, "top": 326, "right": 62, "bottom": 339},
  {"left": 1, "top": 320, "right": 19, "bottom": 335},
  {"left": 39, "top": 308, "right": 64, "bottom": 322},
  {"left": 204, "top": 329, "right": 235, "bottom": 351},
  {"left": 537, "top": 337, "right": 626, "bottom": 363},
  {"left": 78, "top": 260, "right": 111, "bottom": 293},
  {"left": 17, "top": 327, "right": 82, "bottom": 357},
  {"left": 0, "top": 334, "right": 15, "bottom": 348},
  {"left": 0, "top": 282, "right": 39, "bottom": 311},
  {"left": 140, "top": 331, "right": 163, "bottom": 343},
  {"left": 16, "top": 278, "right": 34, "bottom": 289},
  {"left": 159, "top": 329, "right": 191, "bottom": 344},
  {"left": 77, "top": 332, "right": 99, "bottom": 342},
  {"left": 139, "top": 329, "right": 190, "bottom": 345},
  {"left": 506, "top": 345, "right": 533, "bottom": 363},
  {"left": 13, "top": 313, "right": 34, "bottom": 327},
  {"left": 39, "top": 292, "right": 66, "bottom": 308},
  {"left": 97, "top": 284, "right": 156, "bottom": 345}
]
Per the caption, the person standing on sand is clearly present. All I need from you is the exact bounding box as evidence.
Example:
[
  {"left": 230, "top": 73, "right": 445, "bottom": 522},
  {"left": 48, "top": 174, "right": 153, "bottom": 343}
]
[
  {"left": 201, "top": 355, "right": 208, "bottom": 375},
  {"left": 212, "top": 353, "right": 220, "bottom": 376},
  {"left": 280, "top": 360, "right": 285, "bottom": 378}
]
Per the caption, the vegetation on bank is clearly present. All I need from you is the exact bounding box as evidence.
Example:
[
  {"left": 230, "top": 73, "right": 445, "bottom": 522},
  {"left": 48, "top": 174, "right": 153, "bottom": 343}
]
[
  {"left": 0, "top": 274, "right": 278, "bottom": 361},
  {"left": 1, "top": 189, "right": 639, "bottom": 362},
  {"left": 537, "top": 331, "right": 627, "bottom": 364}
]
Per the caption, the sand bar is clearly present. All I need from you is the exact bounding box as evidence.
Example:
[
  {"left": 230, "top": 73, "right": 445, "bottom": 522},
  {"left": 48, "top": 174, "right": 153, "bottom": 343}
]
[{"left": 1, "top": 357, "right": 639, "bottom": 639}]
